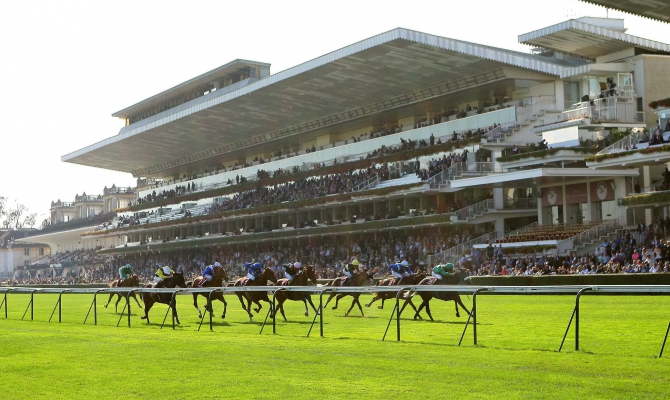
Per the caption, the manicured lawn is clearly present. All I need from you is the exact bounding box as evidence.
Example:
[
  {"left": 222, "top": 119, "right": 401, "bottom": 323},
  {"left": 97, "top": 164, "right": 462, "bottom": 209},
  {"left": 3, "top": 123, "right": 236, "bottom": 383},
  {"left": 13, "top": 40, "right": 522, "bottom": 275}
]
[{"left": 1, "top": 292, "right": 669, "bottom": 399}]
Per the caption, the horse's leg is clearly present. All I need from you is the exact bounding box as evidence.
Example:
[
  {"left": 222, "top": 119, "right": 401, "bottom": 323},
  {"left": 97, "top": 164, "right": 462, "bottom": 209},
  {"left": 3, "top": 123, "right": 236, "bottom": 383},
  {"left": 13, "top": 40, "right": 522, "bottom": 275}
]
[
  {"left": 414, "top": 299, "right": 428, "bottom": 320},
  {"left": 301, "top": 298, "right": 309, "bottom": 317},
  {"left": 324, "top": 293, "right": 337, "bottom": 308},
  {"left": 218, "top": 293, "right": 227, "bottom": 319},
  {"left": 132, "top": 292, "right": 143, "bottom": 309},
  {"left": 104, "top": 293, "right": 114, "bottom": 308},
  {"left": 277, "top": 297, "right": 287, "bottom": 321},
  {"left": 349, "top": 295, "right": 365, "bottom": 317},
  {"left": 379, "top": 297, "right": 385, "bottom": 310},
  {"left": 193, "top": 293, "right": 202, "bottom": 319},
  {"left": 141, "top": 299, "right": 153, "bottom": 323},
  {"left": 424, "top": 299, "right": 434, "bottom": 321},
  {"left": 365, "top": 294, "right": 380, "bottom": 308},
  {"left": 454, "top": 295, "right": 470, "bottom": 317},
  {"left": 333, "top": 293, "right": 347, "bottom": 310},
  {"left": 172, "top": 301, "right": 181, "bottom": 325},
  {"left": 114, "top": 294, "right": 122, "bottom": 313},
  {"left": 306, "top": 295, "right": 318, "bottom": 314},
  {"left": 398, "top": 297, "right": 413, "bottom": 317}
]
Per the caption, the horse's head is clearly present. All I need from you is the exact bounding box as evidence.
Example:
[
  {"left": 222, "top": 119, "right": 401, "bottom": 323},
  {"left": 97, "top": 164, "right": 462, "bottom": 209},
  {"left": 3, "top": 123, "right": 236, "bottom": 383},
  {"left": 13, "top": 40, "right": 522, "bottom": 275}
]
[
  {"left": 304, "top": 265, "right": 317, "bottom": 285},
  {"left": 213, "top": 265, "right": 228, "bottom": 281},
  {"left": 173, "top": 272, "right": 187, "bottom": 288},
  {"left": 262, "top": 267, "right": 278, "bottom": 284}
]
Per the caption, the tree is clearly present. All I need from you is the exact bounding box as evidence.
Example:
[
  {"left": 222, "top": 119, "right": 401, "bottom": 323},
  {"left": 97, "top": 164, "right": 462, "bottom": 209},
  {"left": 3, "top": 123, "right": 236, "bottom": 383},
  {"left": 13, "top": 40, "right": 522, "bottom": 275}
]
[{"left": 0, "top": 197, "right": 37, "bottom": 229}]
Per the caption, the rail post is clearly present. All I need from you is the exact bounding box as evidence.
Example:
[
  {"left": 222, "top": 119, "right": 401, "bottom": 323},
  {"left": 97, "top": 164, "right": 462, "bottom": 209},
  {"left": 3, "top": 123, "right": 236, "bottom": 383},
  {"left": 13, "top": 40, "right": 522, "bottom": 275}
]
[
  {"left": 659, "top": 320, "right": 670, "bottom": 358},
  {"left": 127, "top": 289, "right": 139, "bottom": 328},
  {"left": 318, "top": 288, "right": 334, "bottom": 337},
  {"left": 198, "top": 288, "right": 220, "bottom": 332},
  {"left": 49, "top": 290, "right": 69, "bottom": 323},
  {"left": 306, "top": 288, "right": 325, "bottom": 338},
  {"left": 472, "top": 287, "right": 489, "bottom": 345},
  {"left": 84, "top": 289, "right": 105, "bottom": 325},
  {"left": 459, "top": 288, "right": 486, "bottom": 346},
  {"left": 21, "top": 289, "right": 37, "bottom": 321},
  {"left": 396, "top": 286, "right": 414, "bottom": 341},
  {"left": 559, "top": 287, "right": 592, "bottom": 352},
  {"left": 1, "top": 289, "right": 9, "bottom": 319}
]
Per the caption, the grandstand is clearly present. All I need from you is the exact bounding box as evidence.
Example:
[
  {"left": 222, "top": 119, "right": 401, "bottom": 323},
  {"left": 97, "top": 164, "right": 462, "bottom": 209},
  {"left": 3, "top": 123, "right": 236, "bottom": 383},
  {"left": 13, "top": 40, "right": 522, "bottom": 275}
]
[{"left": 12, "top": 16, "right": 670, "bottom": 280}]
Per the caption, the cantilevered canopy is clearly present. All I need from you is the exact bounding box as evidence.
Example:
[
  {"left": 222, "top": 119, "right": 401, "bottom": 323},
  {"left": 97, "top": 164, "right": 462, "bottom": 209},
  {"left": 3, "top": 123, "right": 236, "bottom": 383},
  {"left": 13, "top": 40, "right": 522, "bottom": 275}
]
[
  {"left": 449, "top": 167, "right": 638, "bottom": 189},
  {"left": 519, "top": 18, "right": 670, "bottom": 60},
  {"left": 580, "top": 0, "right": 670, "bottom": 23},
  {"left": 63, "top": 28, "right": 572, "bottom": 177}
]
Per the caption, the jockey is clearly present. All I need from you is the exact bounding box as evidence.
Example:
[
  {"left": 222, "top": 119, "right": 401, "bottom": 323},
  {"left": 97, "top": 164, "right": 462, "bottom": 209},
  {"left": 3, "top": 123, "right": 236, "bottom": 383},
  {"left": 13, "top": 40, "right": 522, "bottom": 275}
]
[
  {"left": 387, "top": 262, "right": 403, "bottom": 280},
  {"left": 246, "top": 262, "right": 263, "bottom": 281},
  {"left": 118, "top": 264, "right": 132, "bottom": 281},
  {"left": 400, "top": 260, "right": 413, "bottom": 278},
  {"left": 154, "top": 266, "right": 175, "bottom": 284},
  {"left": 284, "top": 262, "right": 302, "bottom": 283},
  {"left": 198, "top": 264, "right": 215, "bottom": 287},
  {"left": 432, "top": 263, "right": 454, "bottom": 280},
  {"left": 342, "top": 259, "right": 359, "bottom": 284}
]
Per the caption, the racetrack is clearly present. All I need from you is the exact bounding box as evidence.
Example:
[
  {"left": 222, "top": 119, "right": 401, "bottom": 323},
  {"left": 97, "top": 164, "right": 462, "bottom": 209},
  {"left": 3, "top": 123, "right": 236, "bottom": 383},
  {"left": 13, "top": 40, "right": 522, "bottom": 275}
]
[{"left": 1, "top": 292, "right": 669, "bottom": 399}]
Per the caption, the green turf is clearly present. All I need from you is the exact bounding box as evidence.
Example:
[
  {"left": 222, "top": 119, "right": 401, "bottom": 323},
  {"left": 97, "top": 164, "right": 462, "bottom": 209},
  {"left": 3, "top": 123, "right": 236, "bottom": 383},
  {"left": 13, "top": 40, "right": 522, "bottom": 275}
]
[{"left": 1, "top": 292, "right": 670, "bottom": 399}]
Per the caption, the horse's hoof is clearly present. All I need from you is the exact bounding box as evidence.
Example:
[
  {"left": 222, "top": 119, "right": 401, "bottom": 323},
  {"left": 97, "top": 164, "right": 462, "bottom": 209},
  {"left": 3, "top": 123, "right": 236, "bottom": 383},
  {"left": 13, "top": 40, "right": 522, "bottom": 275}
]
[
  {"left": 304, "top": 312, "right": 308, "bottom": 317},
  {"left": 104, "top": 305, "right": 108, "bottom": 308},
  {"left": 140, "top": 316, "right": 146, "bottom": 319},
  {"left": 377, "top": 306, "right": 383, "bottom": 310},
  {"left": 344, "top": 313, "right": 349, "bottom": 316},
  {"left": 331, "top": 306, "right": 337, "bottom": 310},
  {"left": 364, "top": 304, "right": 370, "bottom": 308}
]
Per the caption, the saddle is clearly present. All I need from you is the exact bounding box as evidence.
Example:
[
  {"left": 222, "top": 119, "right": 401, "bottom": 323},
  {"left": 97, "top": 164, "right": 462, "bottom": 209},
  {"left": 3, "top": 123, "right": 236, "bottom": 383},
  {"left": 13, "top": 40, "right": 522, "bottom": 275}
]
[
  {"left": 427, "top": 277, "right": 438, "bottom": 285},
  {"left": 334, "top": 277, "right": 347, "bottom": 286},
  {"left": 388, "top": 279, "right": 397, "bottom": 286},
  {"left": 278, "top": 279, "right": 290, "bottom": 286},
  {"left": 195, "top": 277, "right": 208, "bottom": 287},
  {"left": 240, "top": 278, "right": 250, "bottom": 286}
]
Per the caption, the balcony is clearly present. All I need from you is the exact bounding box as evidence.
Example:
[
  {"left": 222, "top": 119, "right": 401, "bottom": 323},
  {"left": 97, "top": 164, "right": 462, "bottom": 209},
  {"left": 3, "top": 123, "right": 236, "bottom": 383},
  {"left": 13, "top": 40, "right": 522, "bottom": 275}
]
[{"left": 532, "top": 87, "right": 644, "bottom": 135}]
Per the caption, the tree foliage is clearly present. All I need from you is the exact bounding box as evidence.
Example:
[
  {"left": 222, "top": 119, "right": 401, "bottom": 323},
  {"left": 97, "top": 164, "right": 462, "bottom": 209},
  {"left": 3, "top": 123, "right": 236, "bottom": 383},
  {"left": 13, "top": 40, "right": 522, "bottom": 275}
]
[{"left": 0, "top": 197, "right": 37, "bottom": 229}]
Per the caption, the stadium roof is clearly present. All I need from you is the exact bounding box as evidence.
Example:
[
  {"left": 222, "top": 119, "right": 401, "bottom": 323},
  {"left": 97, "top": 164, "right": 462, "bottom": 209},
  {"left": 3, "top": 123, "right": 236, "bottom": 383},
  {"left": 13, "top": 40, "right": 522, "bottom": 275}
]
[
  {"left": 579, "top": 0, "right": 670, "bottom": 23},
  {"left": 63, "top": 28, "right": 578, "bottom": 177},
  {"left": 112, "top": 59, "right": 271, "bottom": 119},
  {"left": 519, "top": 17, "right": 670, "bottom": 60}
]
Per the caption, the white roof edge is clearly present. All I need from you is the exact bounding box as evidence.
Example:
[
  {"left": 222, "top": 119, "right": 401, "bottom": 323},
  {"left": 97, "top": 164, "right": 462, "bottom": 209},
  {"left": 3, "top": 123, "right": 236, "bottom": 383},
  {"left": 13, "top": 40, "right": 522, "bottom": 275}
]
[
  {"left": 450, "top": 167, "right": 638, "bottom": 188},
  {"left": 64, "top": 28, "right": 564, "bottom": 163},
  {"left": 559, "top": 62, "right": 630, "bottom": 79},
  {"left": 519, "top": 19, "right": 670, "bottom": 53},
  {"left": 111, "top": 58, "right": 272, "bottom": 118}
]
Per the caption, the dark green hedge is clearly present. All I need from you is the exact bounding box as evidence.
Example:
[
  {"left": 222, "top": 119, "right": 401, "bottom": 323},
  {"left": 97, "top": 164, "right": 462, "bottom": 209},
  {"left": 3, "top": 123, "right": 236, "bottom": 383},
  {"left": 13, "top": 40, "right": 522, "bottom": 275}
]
[{"left": 465, "top": 273, "right": 670, "bottom": 286}]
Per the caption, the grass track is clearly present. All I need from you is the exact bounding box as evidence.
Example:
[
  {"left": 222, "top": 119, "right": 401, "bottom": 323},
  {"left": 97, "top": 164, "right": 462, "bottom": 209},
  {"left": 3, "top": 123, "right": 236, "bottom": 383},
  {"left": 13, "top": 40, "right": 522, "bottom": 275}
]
[{"left": 1, "top": 292, "right": 670, "bottom": 399}]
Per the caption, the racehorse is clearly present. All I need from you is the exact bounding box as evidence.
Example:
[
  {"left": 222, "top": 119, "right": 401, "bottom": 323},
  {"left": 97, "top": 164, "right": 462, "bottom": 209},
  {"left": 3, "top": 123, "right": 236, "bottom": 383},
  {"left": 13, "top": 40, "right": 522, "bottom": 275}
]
[
  {"left": 275, "top": 264, "right": 318, "bottom": 321},
  {"left": 187, "top": 266, "right": 229, "bottom": 320},
  {"left": 104, "top": 274, "right": 142, "bottom": 312},
  {"left": 323, "top": 269, "right": 375, "bottom": 316},
  {"left": 365, "top": 272, "right": 426, "bottom": 310},
  {"left": 233, "top": 267, "right": 278, "bottom": 322},
  {"left": 140, "top": 272, "right": 187, "bottom": 324},
  {"left": 399, "top": 270, "right": 470, "bottom": 321}
]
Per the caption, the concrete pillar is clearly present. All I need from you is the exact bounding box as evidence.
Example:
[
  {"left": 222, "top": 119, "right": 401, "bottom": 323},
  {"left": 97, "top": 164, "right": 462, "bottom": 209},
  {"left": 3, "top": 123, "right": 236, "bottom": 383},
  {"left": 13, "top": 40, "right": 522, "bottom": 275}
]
[
  {"left": 495, "top": 218, "right": 505, "bottom": 237},
  {"left": 493, "top": 188, "right": 504, "bottom": 210},
  {"left": 643, "top": 165, "right": 652, "bottom": 224},
  {"left": 561, "top": 184, "right": 568, "bottom": 225}
]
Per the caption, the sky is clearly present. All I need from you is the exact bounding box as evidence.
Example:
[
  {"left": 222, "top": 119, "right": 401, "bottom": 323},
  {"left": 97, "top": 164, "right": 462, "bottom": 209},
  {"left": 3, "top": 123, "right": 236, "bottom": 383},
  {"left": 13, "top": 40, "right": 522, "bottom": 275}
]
[{"left": 1, "top": 0, "right": 668, "bottom": 225}]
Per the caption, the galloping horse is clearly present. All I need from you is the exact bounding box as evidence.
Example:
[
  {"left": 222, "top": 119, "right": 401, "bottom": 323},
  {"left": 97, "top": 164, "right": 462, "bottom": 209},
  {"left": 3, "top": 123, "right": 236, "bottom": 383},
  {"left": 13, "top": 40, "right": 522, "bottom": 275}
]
[
  {"left": 233, "top": 267, "right": 278, "bottom": 322},
  {"left": 104, "top": 274, "right": 142, "bottom": 312},
  {"left": 187, "top": 266, "right": 229, "bottom": 320},
  {"left": 140, "top": 272, "right": 187, "bottom": 324},
  {"left": 275, "top": 265, "right": 318, "bottom": 321},
  {"left": 399, "top": 270, "right": 470, "bottom": 321},
  {"left": 323, "top": 269, "right": 375, "bottom": 316},
  {"left": 365, "top": 272, "right": 426, "bottom": 310}
]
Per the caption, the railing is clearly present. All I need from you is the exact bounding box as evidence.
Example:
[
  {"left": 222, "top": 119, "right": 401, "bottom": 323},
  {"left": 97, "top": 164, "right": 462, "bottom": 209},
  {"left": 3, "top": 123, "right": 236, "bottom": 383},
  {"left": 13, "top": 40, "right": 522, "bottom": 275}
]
[
  {"left": 503, "top": 197, "right": 537, "bottom": 210},
  {"left": 628, "top": 180, "right": 663, "bottom": 195},
  {"left": 557, "top": 217, "right": 623, "bottom": 253},
  {"left": 536, "top": 96, "right": 644, "bottom": 133},
  {"left": 51, "top": 202, "right": 75, "bottom": 208},
  {"left": 103, "top": 187, "right": 135, "bottom": 195},
  {"left": 505, "top": 222, "right": 539, "bottom": 237},
  {"left": 352, "top": 175, "right": 380, "bottom": 192},
  {"left": 433, "top": 231, "right": 498, "bottom": 263},
  {"left": 453, "top": 199, "right": 494, "bottom": 221},
  {"left": 597, "top": 130, "right": 648, "bottom": 154}
]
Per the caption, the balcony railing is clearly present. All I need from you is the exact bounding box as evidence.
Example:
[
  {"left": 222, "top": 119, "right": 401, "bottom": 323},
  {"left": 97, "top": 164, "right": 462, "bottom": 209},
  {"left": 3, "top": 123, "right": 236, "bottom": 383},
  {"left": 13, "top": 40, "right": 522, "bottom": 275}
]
[
  {"left": 432, "top": 231, "right": 499, "bottom": 263},
  {"left": 453, "top": 199, "right": 494, "bottom": 221},
  {"left": 557, "top": 217, "right": 622, "bottom": 252},
  {"left": 503, "top": 197, "right": 537, "bottom": 210}
]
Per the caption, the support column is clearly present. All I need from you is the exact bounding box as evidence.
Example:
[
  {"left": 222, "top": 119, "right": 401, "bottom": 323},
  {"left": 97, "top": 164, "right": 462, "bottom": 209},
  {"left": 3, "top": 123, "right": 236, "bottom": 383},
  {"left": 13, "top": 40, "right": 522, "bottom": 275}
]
[
  {"left": 562, "top": 184, "right": 568, "bottom": 225},
  {"left": 643, "top": 165, "right": 652, "bottom": 224},
  {"left": 493, "top": 188, "right": 504, "bottom": 210}
]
